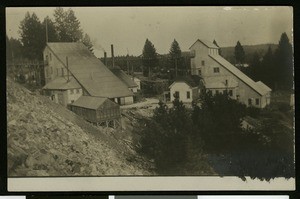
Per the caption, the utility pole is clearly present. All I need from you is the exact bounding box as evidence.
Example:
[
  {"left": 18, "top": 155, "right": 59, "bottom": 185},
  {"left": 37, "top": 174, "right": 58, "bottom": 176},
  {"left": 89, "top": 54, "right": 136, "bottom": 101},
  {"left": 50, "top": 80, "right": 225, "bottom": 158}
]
[
  {"left": 126, "top": 54, "right": 129, "bottom": 75},
  {"left": 131, "top": 61, "right": 134, "bottom": 78},
  {"left": 66, "top": 56, "right": 69, "bottom": 82}
]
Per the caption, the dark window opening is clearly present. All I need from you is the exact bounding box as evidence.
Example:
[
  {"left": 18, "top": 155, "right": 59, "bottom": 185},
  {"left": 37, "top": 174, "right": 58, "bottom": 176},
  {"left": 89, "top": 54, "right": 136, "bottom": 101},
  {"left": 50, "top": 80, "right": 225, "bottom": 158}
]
[
  {"left": 248, "top": 98, "right": 252, "bottom": 106},
  {"left": 187, "top": 91, "right": 190, "bottom": 99},
  {"left": 198, "top": 69, "right": 201, "bottom": 75},
  {"left": 213, "top": 67, "right": 220, "bottom": 73},
  {"left": 201, "top": 60, "right": 205, "bottom": 66},
  {"left": 174, "top": 91, "right": 180, "bottom": 99},
  {"left": 256, "top": 98, "right": 260, "bottom": 105}
]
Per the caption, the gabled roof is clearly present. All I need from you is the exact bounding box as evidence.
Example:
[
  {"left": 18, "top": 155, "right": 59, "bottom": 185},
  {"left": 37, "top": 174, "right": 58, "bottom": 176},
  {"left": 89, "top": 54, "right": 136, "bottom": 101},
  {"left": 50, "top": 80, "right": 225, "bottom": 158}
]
[
  {"left": 71, "top": 96, "right": 117, "bottom": 110},
  {"left": 43, "top": 76, "right": 81, "bottom": 90},
  {"left": 209, "top": 54, "right": 271, "bottom": 96},
  {"left": 256, "top": 81, "right": 272, "bottom": 93},
  {"left": 45, "top": 42, "right": 133, "bottom": 98},
  {"left": 189, "top": 39, "right": 219, "bottom": 49},
  {"left": 169, "top": 76, "right": 200, "bottom": 89},
  {"left": 109, "top": 67, "right": 138, "bottom": 88}
]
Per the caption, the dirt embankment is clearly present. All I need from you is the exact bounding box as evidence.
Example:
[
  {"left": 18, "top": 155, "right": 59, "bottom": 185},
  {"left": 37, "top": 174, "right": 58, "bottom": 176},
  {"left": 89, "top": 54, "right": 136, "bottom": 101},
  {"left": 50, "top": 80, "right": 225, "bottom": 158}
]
[{"left": 7, "top": 78, "right": 153, "bottom": 176}]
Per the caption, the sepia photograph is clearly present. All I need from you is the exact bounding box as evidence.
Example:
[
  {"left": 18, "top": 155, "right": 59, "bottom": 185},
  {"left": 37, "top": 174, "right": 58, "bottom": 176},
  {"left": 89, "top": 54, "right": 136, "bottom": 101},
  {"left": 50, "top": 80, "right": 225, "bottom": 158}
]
[{"left": 6, "top": 6, "right": 294, "bottom": 190}]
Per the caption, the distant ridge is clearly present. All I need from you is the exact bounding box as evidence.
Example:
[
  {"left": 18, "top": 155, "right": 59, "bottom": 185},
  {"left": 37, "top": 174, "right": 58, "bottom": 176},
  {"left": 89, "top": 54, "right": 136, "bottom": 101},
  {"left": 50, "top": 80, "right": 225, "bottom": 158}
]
[{"left": 220, "top": 43, "right": 278, "bottom": 63}]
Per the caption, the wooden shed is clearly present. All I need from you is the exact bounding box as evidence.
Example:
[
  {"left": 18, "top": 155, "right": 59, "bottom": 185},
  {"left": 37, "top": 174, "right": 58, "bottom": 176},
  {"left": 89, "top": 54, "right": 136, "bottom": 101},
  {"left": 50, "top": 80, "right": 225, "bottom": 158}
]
[{"left": 70, "top": 96, "right": 121, "bottom": 128}]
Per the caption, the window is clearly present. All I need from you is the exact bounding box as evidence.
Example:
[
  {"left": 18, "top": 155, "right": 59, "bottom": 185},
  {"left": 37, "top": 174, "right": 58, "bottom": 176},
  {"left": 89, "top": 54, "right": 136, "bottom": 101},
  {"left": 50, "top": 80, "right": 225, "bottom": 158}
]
[
  {"left": 201, "top": 60, "right": 205, "bottom": 66},
  {"left": 198, "top": 69, "right": 201, "bottom": 75},
  {"left": 256, "top": 98, "right": 260, "bottom": 105},
  {"left": 76, "top": 89, "right": 80, "bottom": 94},
  {"left": 228, "top": 89, "right": 233, "bottom": 96},
  {"left": 225, "top": 80, "right": 228, "bottom": 85},
  {"left": 174, "top": 91, "right": 180, "bottom": 99},
  {"left": 187, "top": 91, "right": 190, "bottom": 99},
  {"left": 248, "top": 98, "right": 252, "bottom": 106},
  {"left": 237, "top": 95, "right": 240, "bottom": 100},
  {"left": 70, "top": 89, "right": 74, "bottom": 94},
  {"left": 71, "top": 100, "right": 74, "bottom": 103},
  {"left": 213, "top": 67, "right": 220, "bottom": 73},
  {"left": 216, "top": 90, "right": 219, "bottom": 94}
]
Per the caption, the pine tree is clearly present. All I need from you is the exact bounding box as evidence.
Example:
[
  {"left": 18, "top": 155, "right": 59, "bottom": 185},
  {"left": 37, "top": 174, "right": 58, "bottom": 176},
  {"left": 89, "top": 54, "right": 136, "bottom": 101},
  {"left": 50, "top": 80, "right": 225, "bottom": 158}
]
[
  {"left": 53, "top": 7, "right": 83, "bottom": 42},
  {"left": 53, "top": 7, "right": 67, "bottom": 41},
  {"left": 260, "top": 46, "right": 274, "bottom": 87},
  {"left": 19, "top": 12, "right": 44, "bottom": 60},
  {"left": 248, "top": 51, "right": 261, "bottom": 81},
  {"left": 82, "top": 33, "right": 93, "bottom": 53},
  {"left": 274, "top": 32, "right": 293, "bottom": 90},
  {"left": 142, "top": 39, "right": 158, "bottom": 77},
  {"left": 234, "top": 41, "right": 245, "bottom": 65},
  {"left": 169, "top": 39, "right": 183, "bottom": 77}
]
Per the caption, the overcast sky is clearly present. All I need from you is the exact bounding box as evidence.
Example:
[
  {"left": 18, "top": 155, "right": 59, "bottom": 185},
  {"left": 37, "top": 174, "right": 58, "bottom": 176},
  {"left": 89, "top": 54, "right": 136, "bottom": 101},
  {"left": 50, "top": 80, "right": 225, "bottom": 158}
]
[{"left": 6, "top": 6, "right": 293, "bottom": 57}]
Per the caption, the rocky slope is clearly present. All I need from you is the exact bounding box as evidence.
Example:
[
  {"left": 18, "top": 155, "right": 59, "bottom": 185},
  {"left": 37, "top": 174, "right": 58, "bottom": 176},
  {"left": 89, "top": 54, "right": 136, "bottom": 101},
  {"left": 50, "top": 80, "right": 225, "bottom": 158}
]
[{"left": 7, "top": 78, "right": 152, "bottom": 176}]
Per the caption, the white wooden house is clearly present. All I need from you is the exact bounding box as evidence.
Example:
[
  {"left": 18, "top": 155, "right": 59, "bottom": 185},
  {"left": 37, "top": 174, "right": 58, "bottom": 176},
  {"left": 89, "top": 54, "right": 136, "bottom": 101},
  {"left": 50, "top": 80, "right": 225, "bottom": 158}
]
[
  {"left": 169, "top": 77, "right": 201, "bottom": 103},
  {"left": 190, "top": 39, "right": 272, "bottom": 108}
]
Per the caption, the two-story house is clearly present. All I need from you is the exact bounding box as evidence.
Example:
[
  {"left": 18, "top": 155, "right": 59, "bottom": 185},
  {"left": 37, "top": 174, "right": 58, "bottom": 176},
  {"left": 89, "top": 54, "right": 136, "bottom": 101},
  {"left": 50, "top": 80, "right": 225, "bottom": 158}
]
[{"left": 190, "top": 39, "right": 271, "bottom": 108}]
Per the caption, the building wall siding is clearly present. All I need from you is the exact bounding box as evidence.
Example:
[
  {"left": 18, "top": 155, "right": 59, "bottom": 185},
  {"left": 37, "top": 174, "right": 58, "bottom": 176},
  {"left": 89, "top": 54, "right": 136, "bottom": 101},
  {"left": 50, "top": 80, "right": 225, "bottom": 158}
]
[
  {"left": 190, "top": 41, "right": 268, "bottom": 108},
  {"left": 124, "top": 96, "right": 134, "bottom": 105},
  {"left": 170, "top": 82, "right": 194, "bottom": 103},
  {"left": 44, "top": 47, "right": 69, "bottom": 84},
  {"left": 67, "top": 88, "right": 83, "bottom": 104}
]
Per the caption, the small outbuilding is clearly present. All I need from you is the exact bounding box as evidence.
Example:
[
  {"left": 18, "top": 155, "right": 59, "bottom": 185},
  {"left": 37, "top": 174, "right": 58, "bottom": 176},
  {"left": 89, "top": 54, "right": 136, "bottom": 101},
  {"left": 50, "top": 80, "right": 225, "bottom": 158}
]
[
  {"left": 169, "top": 76, "right": 202, "bottom": 103},
  {"left": 43, "top": 76, "right": 82, "bottom": 106},
  {"left": 70, "top": 96, "right": 121, "bottom": 128}
]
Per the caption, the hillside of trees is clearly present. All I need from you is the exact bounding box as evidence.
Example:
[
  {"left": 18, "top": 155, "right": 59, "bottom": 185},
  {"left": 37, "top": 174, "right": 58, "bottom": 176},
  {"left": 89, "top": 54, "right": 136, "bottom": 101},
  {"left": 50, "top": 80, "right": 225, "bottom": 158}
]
[{"left": 221, "top": 43, "right": 278, "bottom": 64}]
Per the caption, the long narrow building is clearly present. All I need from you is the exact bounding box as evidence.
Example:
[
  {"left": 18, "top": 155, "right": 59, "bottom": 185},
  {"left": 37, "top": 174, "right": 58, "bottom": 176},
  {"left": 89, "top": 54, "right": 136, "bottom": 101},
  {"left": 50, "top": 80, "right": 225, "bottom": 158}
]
[{"left": 43, "top": 42, "right": 134, "bottom": 105}]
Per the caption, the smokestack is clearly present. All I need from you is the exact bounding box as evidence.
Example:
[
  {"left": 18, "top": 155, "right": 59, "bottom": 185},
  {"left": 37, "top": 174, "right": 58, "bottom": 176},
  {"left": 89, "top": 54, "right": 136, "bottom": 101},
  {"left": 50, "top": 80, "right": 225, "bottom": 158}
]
[
  {"left": 66, "top": 56, "right": 70, "bottom": 82},
  {"left": 104, "top": 52, "right": 107, "bottom": 66},
  {"left": 111, "top": 44, "right": 114, "bottom": 68}
]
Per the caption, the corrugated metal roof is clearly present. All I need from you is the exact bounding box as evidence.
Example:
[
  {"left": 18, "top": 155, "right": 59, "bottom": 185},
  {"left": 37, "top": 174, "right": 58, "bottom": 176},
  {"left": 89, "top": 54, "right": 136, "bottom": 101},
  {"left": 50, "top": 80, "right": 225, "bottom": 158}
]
[
  {"left": 71, "top": 96, "right": 107, "bottom": 110},
  {"left": 109, "top": 68, "right": 138, "bottom": 88},
  {"left": 209, "top": 54, "right": 271, "bottom": 96},
  {"left": 46, "top": 42, "right": 133, "bottom": 98},
  {"left": 205, "top": 76, "right": 238, "bottom": 89},
  {"left": 189, "top": 39, "right": 219, "bottom": 49},
  {"left": 43, "top": 76, "right": 81, "bottom": 90}
]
